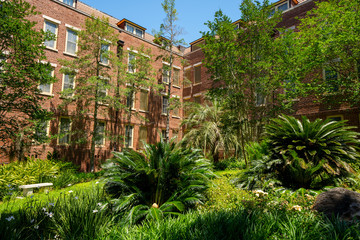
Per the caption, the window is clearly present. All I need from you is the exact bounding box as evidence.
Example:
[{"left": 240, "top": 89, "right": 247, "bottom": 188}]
[
  {"left": 62, "top": 0, "right": 75, "bottom": 7},
  {"left": 183, "top": 98, "right": 191, "bottom": 117},
  {"left": 95, "top": 122, "right": 105, "bottom": 146},
  {"left": 277, "top": 2, "right": 289, "bottom": 12},
  {"left": 162, "top": 96, "right": 169, "bottom": 114},
  {"left": 140, "top": 90, "right": 148, "bottom": 111},
  {"left": 126, "top": 23, "right": 144, "bottom": 38},
  {"left": 172, "top": 130, "right": 179, "bottom": 142},
  {"left": 59, "top": 118, "right": 71, "bottom": 144},
  {"left": 39, "top": 68, "right": 53, "bottom": 95},
  {"left": 62, "top": 73, "right": 75, "bottom": 96},
  {"left": 255, "top": 85, "right": 265, "bottom": 106},
  {"left": 44, "top": 20, "right": 58, "bottom": 49},
  {"left": 173, "top": 68, "right": 180, "bottom": 86},
  {"left": 194, "top": 96, "right": 201, "bottom": 104},
  {"left": 126, "top": 91, "right": 135, "bottom": 109},
  {"left": 65, "top": 29, "right": 78, "bottom": 55},
  {"left": 98, "top": 79, "right": 108, "bottom": 99},
  {"left": 161, "top": 129, "right": 167, "bottom": 142},
  {"left": 173, "top": 106, "right": 179, "bottom": 117},
  {"left": 194, "top": 65, "right": 201, "bottom": 84},
  {"left": 125, "top": 125, "right": 133, "bottom": 148},
  {"left": 324, "top": 68, "right": 339, "bottom": 92},
  {"left": 327, "top": 115, "right": 343, "bottom": 122},
  {"left": 35, "top": 120, "right": 49, "bottom": 142},
  {"left": 100, "top": 44, "right": 109, "bottom": 65},
  {"left": 138, "top": 127, "right": 147, "bottom": 149},
  {"left": 163, "top": 65, "right": 170, "bottom": 84},
  {"left": 128, "top": 52, "right": 135, "bottom": 73},
  {"left": 184, "top": 69, "right": 191, "bottom": 87}
]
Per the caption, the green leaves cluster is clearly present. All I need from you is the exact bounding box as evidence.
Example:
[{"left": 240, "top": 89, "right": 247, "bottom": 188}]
[{"left": 102, "top": 141, "right": 214, "bottom": 225}]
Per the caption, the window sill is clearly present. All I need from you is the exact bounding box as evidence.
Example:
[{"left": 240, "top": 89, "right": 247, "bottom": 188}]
[
  {"left": 193, "top": 82, "right": 202, "bottom": 86},
  {"left": 45, "top": 46, "right": 58, "bottom": 52},
  {"left": 172, "top": 116, "right": 180, "bottom": 119},
  {"left": 60, "top": 95, "right": 74, "bottom": 99},
  {"left": 99, "top": 62, "right": 110, "bottom": 67},
  {"left": 63, "top": 52, "right": 78, "bottom": 58},
  {"left": 39, "top": 92, "right": 54, "bottom": 97},
  {"left": 139, "top": 110, "right": 149, "bottom": 113},
  {"left": 161, "top": 113, "right": 168, "bottom": 116},
  {"left": 95, "top": 144, "right": 105, "bottom": 148},
  {"left": 173, "top": 85, "right": 181, "bottom": 89}
]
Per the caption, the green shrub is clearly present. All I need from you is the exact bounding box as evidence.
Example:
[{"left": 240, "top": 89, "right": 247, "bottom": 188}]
[
  {"left": 237, "top": 115, "right": 360, "bottom": 189},
  {"left": 102, "top": 141, "right": 214, "bottom": 225},
  {"left": 213, "top": 157, "right": 246, "bottom": 170}
]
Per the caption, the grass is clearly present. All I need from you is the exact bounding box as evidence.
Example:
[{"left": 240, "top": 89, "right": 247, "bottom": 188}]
[{"left": 1, "top": 169, "right": 360, "bottom": 239}]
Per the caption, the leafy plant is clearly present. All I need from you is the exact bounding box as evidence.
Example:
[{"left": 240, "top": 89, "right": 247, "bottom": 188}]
[
  {"left": 102, "top": 141, "right": 214, "bottom": 225},
  {"left": 237, "top": 115, "right": 360, "bottom": 189}
]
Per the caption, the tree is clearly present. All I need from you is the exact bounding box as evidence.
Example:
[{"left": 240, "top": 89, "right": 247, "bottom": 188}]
[
  {"left": 0, "top": 0, "right": 55, "bottom": 160},
  {"left": 181, "top": 100, "right": 239, "bottom": 162},
  {"left": 201, "top": 0, "right": 294, "bottom": 162},
  {"left": 124, "top": 46, "right": 157, "bottom": 148},
  {"left": 292, "top": 0, "right": 360, "bottom": 106},
  {"left": 156, "top": 0, "right": 184, "bottom": 143},
  {"left": 59, "top": 16, "right": 120, "bottom": 171}
]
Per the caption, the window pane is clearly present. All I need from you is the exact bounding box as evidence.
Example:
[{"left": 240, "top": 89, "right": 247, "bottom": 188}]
[
  {"left": 100, "top": 44, "right": 109, "bottom": 65},
  {"left": 125, "top": 125, "right": 133, "bottom": 147},
  {"left": 161, "top": 129, "right": 166, "bottom": 142},
  {"left": 63, "top": 74, "right": 74, "bottom": 96},
  {"left": 95, "top": 122, "right": 105, "bottom": 146},
  {"left": 194, "top": 66, "right": 201, "bottom": 84},
  {"left": 98, "top": 80, "right": 108, "bottom": 99},
  {"left": 135, "top": 28, "right": 143, "bottom": 37},
  {"left": 44, "top": 21, "right": 57, "bottom": 48},
  {"left": 278, "top": 3, "right": 288, "bottom": 12},
  {"left": 39, "top": 69, "right": 53, "bottom": 94},
  {"left": 162, "top": 96, "right": 168, "bottom": 114},
  {"left": 66, "top": 29, "right": 77, "bottom": 54},
  {"left": 163, "top": 65, "right": 169, "bottom": 83},
  {"left": 35, "top": 120, "right": 48, "bottom": 141},
  {"left": 59, "top": 118, "right": 71, "bottom": 144},
  {"left": 184, "top": 69, "right": 191, "bottom": 87},
  {"left": 126, "top": 91, "right": 134, "bottom": 108},
  {"left": 128, "top": 53, "right": 135, "bottom": 73},
  {"left": 140, "top": 91, "right": 148, "bottom": 111},
  {"left": 324, "top": 68, "right": 339, "bottom": 92},
  {"left": 173, "top": 69, "right": 179, "bottom": 85},
  {"left": 63, "top": 0, "right": 74, "bottom": 6},
  {"left": 138, "top": 127, "right": 147, "bottom": 149},
  {"left": 126, "top": 24, "right": 134, "bottom": 33}
]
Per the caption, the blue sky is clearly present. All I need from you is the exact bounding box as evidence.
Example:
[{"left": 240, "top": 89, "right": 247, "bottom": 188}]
[{"left": 81, "top": 0, "right": 277, "bottom": 46}]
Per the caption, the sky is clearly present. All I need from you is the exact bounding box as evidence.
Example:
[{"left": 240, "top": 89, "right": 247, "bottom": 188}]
[{"left": 80, "top": 0, "right": 278, "bottom": 47}]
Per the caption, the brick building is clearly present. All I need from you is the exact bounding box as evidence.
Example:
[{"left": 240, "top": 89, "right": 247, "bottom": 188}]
[
  {"left": 2, "top": 0, "right": 358, "bottom": 169},
  {"left": 184, "top": 0, "right": 360, "bottom": 129},
  {"left": 1, "top": 0, "right": 184, "bottom": 170}
]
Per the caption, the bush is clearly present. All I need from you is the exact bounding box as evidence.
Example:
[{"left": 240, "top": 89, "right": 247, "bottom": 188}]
[
  {"left": 237, "top": 115, "right": 360, "bottom": 189},
  {"left": 102, "top": 141, "right": 214, "bottom": 225},
  {"left": 213, "top": 157, "right": 246, "bottom": 170}
]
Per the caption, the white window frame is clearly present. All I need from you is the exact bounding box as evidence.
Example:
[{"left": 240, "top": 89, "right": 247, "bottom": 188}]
[
  {"left": 139, "top": 90, "right": 149, "bottom": 112},
  {"left": 39, "top": 65, "right": 55, "bottom": 96},
  {"left": 43, "top": 16, "right": 60, "bottom": 51},
  {"left": 162, "top": 63, "right": 170, "bottom": 84},
  {"left": 35, "top": 120, "right": 50, "bottom": 141},
  {"left": 125, "top": 125, "right": 134, "bottom": 148},
  {"left": 126, "top": 90, "right": 136, "bottom": 110},
  {"left": 172, "top": 95, "right": 180, "bottom": 118},
  {"left": 61, "top": 0, "right": 75, "bottom": 7},
  {"left": 100, "top": 43, "right": 110, "bottom": 65},
  {"left": 162, "top": 95, "right": 169, "bottom": 115},
  {"left": 95, "top": 121, "right": 106, "bottom": 147},
  {"left": 61, "top": 73, "right": 75, "bottom": 97},
  {"left": 127, "top": 52, "right": 136, "bottom": 73},
  {"left": 64, "top": 26, "right": 79, "bottom": 56},
  {"left": 58, "top": 117, "right": 71, "bottom": 145},
  {"left": 173, "top": 67, "right": 181, "bottom": 87},
  {"left": 125, "top": 23, "right": 144, "bottom": 38}
]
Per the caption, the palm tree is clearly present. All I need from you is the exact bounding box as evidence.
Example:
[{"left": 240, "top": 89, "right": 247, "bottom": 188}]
[
  {"left": 102, "top": 141, "right": 214, "bottom": 224},
  {"left": 181, "top": 100, "right": 239, "bottom": 162}
]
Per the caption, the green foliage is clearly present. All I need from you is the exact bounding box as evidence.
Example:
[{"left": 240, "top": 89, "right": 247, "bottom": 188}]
[
  {"left": 293, "top": 0, "right": 360, "bottom": 106},
  {"left": 181, "top": 100, "right": 240, "bottom": 162},
  {"left": 102, "top": 141, "right": 214, "bottom": 225},
  {"left": 238, "top": 115, "right": 360, "bottom": 189},
  {"left": 213, "top": 157, "right": 246, "bottom": 171},
  {"left": 0, "top": 0, "right": 55, "bottom": 156}
]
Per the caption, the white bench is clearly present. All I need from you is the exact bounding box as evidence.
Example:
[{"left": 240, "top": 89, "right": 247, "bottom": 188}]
[{"left": 19, "top": 183, "right": 53, "bottom": 196}]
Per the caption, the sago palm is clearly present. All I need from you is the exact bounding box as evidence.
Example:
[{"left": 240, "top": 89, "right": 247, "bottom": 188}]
[
  {"left": 265, "top": 114, "right": 360, "bottom": 188},
  {"left": 102, "top": 141, "right": 214, "bottom": 224}
]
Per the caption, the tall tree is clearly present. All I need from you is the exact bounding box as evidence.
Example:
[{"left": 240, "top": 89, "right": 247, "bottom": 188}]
[
  {"left": 156, "top": 0, "right": 184, "bottom": 143},
  {"left": 293, "top": 0, "right": 360, "bottom": 106},
  {"left": 0, "top": 0, "right": 54, "bottom": 160},
  {"left": 59, "top": 16, "right": 120, "bottom": 171},
  {"left": 201, "top": 0, "right": 294, "bottom": 162}
]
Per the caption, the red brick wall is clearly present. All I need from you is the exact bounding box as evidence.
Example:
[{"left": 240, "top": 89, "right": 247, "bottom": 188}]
[{"left": 1, "top": 0, "right": 184, "bottom": 169}]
